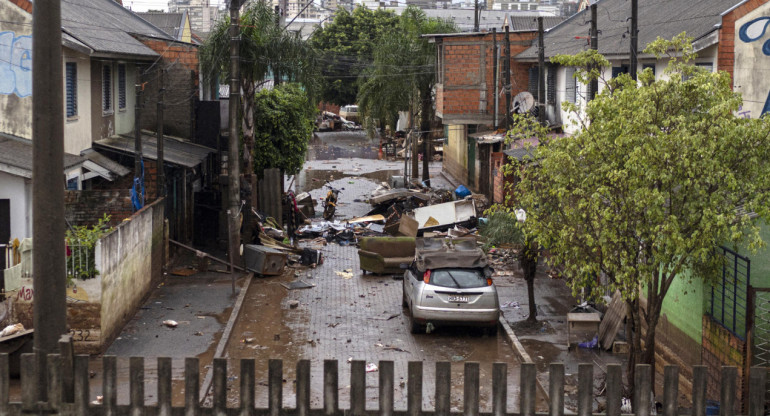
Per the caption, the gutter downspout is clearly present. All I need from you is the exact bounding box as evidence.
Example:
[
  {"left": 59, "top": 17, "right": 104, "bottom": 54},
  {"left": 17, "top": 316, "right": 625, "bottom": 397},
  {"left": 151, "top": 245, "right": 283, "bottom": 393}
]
[{"left": 493, "top": 28, "right": 499, "bottom": 129}]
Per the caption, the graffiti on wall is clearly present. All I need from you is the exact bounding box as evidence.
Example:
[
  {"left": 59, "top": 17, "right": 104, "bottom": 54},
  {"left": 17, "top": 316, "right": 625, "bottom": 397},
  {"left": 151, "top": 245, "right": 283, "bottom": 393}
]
[
  {"left": 0, "top": 31, "right": 32, "bottom": 98},
  {"left": 739, "top": 17, "right": 770, "bottom": 116}
]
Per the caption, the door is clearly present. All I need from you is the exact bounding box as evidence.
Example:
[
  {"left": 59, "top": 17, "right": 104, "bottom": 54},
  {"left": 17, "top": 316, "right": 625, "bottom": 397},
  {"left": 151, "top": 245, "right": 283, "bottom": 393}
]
[
  {"left": 467, "top": 138, "right": 475, "bottom": 188},
  {"left": 479, "top": 144, "right": 491, "bottom": 200},
  {"left": 0, "top": 199, "right": 9, "bottom": 270}
]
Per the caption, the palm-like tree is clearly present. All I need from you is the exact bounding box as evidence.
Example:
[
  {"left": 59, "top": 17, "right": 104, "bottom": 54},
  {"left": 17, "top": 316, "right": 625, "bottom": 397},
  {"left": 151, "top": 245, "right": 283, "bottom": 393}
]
[
  {"left": 357, "top": 7, "right": 455, "bottom": 178},
  {"left": 200, "top": 2, "right": 319, "bottom": 175}
]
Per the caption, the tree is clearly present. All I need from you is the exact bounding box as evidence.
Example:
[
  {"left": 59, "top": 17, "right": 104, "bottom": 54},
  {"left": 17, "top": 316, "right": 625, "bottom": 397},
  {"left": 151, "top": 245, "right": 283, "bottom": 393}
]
[
  {"left": 309, "top": 6, "right": 399, "bottom": 106},
  {"left": 251, "top": 83, "right": 316, "bottom": 176},
  {"left": 357, "top": 7, "right": 455, "bottom": 179},
  {"left": 200, "top": 1, "right": 318, "bottom": 175},
  {"left": 515, "top": 34, "right": 770, "bottom": 395}
]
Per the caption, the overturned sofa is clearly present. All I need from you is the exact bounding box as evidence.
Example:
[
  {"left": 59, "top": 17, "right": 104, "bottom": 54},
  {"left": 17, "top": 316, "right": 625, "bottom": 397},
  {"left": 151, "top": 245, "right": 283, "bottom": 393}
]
[{"left": 357, "top": 237, "right": 416, "bottom": 275}]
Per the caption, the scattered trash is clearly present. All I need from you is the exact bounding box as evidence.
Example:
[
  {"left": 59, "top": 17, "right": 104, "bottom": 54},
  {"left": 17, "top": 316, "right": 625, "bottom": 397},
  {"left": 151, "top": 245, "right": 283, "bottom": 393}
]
[
  {"left": 578, "top": 335, "right": 599, "bottom": 349},
  {"left": 0, "top": 323, "right": 24, "bottom": 337},
  {"left": 308, "top": 340, "right": 317, "bottom": 347},
  {"left": 288, "top": 300, "right": 300, "bottom": 309},
  {"left": 194, "top": 331, "right": 203, "bottom": 336},
  {"left": 281, "top": 280, "right": 316, "bottom": 290},
  {"left": 336, "top": 270, "right": 354, "bottom": 279},
  {"left": 426, "top": 322, "right": 435, "bottom": 334},
  {"left": 365, "top": 363, "right": 378, "bottom": 372},
  {"left": 244, "top": 338, "right": 256, "bottom": 344},
  {"left": 454, "top": 185, "right": 471, "bottom": 198},
  {"left": 162, "top": 320, "right": 178, "bottom": 328},
  {"left": 91, "top": 396, "right": 103, "bottom": 405},
  {"left": 501, "top": 301, "right": 520, "bottom": 309}
]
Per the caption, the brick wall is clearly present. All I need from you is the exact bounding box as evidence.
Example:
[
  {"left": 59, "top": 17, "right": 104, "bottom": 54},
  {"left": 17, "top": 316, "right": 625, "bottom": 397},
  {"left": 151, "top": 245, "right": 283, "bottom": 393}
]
[
  {"left": 90, "top": 158, "right": 161, "bottom": 203},
  {"left": 8, "top": 0, "right": 32, "bottom": 12},
  {"left": 702, "top": 315, "right": 747, "bottom": 412},
  {"left": 139, "top": 38, "right": 199, "bottom": 139},
  {"left": 491, "top": 152, "right": 504, "bottom": 204},
  {"left": 64, "top": 190, "right": 133, "bottom": 227},
  {"left": 318, "top": 101, "right": 341, "bottom": 114}
]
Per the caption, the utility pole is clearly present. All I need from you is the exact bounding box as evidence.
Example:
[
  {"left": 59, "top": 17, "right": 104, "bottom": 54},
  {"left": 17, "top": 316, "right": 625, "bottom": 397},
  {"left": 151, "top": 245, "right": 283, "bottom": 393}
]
[
  {"left": 504, "top": 25, "right": 511, "bottom": 130},
  {"left": 228, "top": 0, "right": 242, "bottom": 267},
  {"left": 629, "top": 0, "right": 638, "bottom": 81},
  {"left": 474, "top": 0, "right": 479, "bottom": 32},
  {"left": 492, "top": 28, "right": 498, "bottom": 129},
  {"left": 589, "top": 3, "right": 598, "bottom": 101},
  {"left": 32, "top": 0, "right": 66, "bottom": 398},
  {"left": 537, "top": 17, "right": 546, "bottom": 125},
  {"left": 135, "top": 83, "right": 143, "bottom": 191},
  {"left": 157, "top": 67, "right": 166, "bottom": 198}
]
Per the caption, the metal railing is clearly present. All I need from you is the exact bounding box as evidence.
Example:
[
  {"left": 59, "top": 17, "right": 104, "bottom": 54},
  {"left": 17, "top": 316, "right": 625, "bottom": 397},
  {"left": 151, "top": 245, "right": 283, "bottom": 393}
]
[
  {"left": 2, "top": 353, "right": 767, "bottom": 416},
  {"left": 708, "top": 246, "right": 751, "bottom": 340}
]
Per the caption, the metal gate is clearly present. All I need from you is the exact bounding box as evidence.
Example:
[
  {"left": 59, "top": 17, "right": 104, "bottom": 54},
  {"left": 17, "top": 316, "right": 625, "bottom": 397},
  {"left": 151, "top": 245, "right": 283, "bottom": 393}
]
[
  {"left": 749, "top": 287, "right": 770, "bottom": 408},
  {"left": 707, "top": 246, "right": 751, "bottom": 339}
]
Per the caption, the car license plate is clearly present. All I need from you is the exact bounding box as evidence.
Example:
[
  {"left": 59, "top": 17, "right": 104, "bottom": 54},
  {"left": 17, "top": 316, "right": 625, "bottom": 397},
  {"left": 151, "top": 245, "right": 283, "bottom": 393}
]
[{"left": 448, "top": 296, "right": 469, "bottom": 303}]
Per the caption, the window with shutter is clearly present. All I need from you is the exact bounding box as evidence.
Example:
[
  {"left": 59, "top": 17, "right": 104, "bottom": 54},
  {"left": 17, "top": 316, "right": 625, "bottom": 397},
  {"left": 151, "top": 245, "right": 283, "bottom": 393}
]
[
  {"left": 118, "top": 64, "right": 126, "bottom": 110},
  {"left": 102, "top": 64, "right": 112, "bottom": 113},
  {"left": 565, "top": 67, "right": 576, "bottom": 103},
  {"left": 65, "top": 62, "right": 77, "bottom": 118},
  {"left": 528, "top": 67, "right": 538, "bottom": 99},
  {"left": 547, "top": 65, "right": 556, "bottom": 104}
]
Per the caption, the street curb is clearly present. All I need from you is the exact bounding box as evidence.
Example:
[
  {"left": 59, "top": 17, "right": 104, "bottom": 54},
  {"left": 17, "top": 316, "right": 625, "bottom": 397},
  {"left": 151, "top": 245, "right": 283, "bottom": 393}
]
[
  {"left": 499, "top": 316, "right": 550, "bottom": 404},
  {"left": 199, "top": 272, "right": 253, "bottom": 401}
]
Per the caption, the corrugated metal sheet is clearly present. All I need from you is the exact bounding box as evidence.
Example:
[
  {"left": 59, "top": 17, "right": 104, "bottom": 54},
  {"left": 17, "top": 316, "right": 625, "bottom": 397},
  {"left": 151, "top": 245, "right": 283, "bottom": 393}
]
[
  {"left": 94, "top": 134, "right": 215, "bottom": 168},
  {"left": 0, "top": 135, "right": 85, "bottom": 177}
]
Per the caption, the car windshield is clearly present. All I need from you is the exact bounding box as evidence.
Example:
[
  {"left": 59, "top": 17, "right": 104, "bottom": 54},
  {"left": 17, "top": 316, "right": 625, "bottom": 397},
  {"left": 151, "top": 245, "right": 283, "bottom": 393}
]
[{"left": 429, "top": 269, "right": 486, "bottom": 289}]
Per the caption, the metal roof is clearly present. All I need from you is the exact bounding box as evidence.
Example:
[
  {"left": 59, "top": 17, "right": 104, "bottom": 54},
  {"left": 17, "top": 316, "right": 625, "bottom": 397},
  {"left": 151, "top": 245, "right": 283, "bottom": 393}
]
[
  {"left": 136, "top": 11, "right": 186, "bottom": 41},
  {"left": 469, "top": 131, "right": 506, "bottom": 144},
  {"left": 517, "top": 0, "right": 737, "bottom": 60},
  {"left": 503, "top": 146, "right": 537, "bottom": 161},
  {"left": 0, "top": 135, "right": 85, "bottom": 178},
  {"left": 411, "top": 9, "right": 563, "bottom": 32},
  {"left": 61, "top": 0, "right": 173, "bottom": 58},
  {"left": 94, "top": 134, "right": 215, "bottom": 168}
]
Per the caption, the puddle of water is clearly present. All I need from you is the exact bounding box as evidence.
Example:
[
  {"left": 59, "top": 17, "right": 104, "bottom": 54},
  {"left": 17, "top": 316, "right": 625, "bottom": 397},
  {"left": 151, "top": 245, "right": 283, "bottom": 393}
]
[{"left": 295, "top": 169, "right": 401, "bottom": 193}]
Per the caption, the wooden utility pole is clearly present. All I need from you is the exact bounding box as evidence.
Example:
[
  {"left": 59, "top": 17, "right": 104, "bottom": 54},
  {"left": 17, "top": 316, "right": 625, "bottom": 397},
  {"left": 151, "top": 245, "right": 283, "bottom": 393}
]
[
  {"left": 228, "top": 0, "right": 242, "bottom": 267},
  {"left": 32, "top": 0, "right": 67, "bottom": 397},
  {"left": 474, "top": 0, "right": 479, "bottom": 32},
  {"left": 492, "top": 28, "right": 498, "bottom": 129},
  {"left": 157, "top": 67, "right": 166, "bottom": 198},
  {"left": 589, "top": 4, "right": 598, "bottom": 101},
  {"left": 630, "top": 0, "right": 638, "bottom": 81},
  {"left": 504, "top": 25, "right": 511, "bottom": 130},
  {"left": 537, "top": 17, "right": 546, "bottom": 125}
]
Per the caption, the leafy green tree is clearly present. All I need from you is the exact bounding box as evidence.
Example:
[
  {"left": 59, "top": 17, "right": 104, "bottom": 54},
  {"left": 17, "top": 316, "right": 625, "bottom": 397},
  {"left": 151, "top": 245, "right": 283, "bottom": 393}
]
[
  {"left": 252, "top": 83, "right": 315, "bottom": 176},
  {"left": 309, "top": 6, "right": 399, "bottom": 106},
  {"left": 357, "top": 6, "right": 455, "bottom": 179},
  {"left": 200, "top": 1, "right": 319, "bottom": 175},
  {"left": 514, "top": 34, "right": 770, "bottom": 394}
]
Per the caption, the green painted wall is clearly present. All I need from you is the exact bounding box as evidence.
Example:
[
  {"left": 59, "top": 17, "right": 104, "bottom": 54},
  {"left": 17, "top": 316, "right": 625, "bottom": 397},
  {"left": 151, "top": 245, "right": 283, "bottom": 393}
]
[
  {"left": 744, "top": 221, "right": 770, "bottom": 289},
  {"left": 660, "top": 270, "right": 706, "bottom": 345}
]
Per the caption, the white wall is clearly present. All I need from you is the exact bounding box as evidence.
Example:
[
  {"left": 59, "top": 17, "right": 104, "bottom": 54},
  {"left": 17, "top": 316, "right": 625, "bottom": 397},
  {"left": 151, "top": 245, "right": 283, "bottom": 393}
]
[
  {"left": 0, "top": 172, "right": 31, "bottom": 240},
  {"left": 733, "top": 4, "right": 770, "bottom": 119},
  {"left": 63, "top": 48, "right": 92, "bottom": 155},
  {"left": 0, "top": 0, "right": 33, "bottom": 140}
]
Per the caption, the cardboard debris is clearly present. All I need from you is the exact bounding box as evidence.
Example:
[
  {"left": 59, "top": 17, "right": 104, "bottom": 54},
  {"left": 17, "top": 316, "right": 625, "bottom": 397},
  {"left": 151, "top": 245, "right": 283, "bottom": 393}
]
[
  {"left": 335, "top": 270, "right": 354, "bottom": 279},
  {"left": 162, "top": 320, "right": 178, "bottom": 328}
]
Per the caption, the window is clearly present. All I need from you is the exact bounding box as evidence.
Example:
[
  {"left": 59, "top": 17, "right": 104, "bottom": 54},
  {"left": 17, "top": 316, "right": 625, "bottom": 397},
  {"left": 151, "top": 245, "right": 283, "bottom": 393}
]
[
  {"left": 65, "top": 62, "right": 77, "bottom": 118},
  {"left": 547, "top": 65, "right": 557, "bottom": 105},
  {"left": 528, "top": 66, "right": 539, "bottom": 99},
  {"left": 118, "top": 64, "right": 126, "bottom": 110},
  {"left": 642, "top": 63, "right": 656, "bottom": 77},
  {"left": 102, "top": 64, "right": 112, "bottom": 113},
  {"left": 612, "top": 65, "right": 629, "bottom": 78},
  {"left": 565, "top": 67, "right": 577, "bottom": 103}
]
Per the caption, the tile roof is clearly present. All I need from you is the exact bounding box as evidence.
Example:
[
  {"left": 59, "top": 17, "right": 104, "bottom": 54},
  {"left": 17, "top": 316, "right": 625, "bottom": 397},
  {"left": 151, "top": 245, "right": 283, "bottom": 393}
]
[
  {"left": 0, "top": 135, "right": 86, "bottom": 178},
  {"left": 517, "top": 0, "right": 738, "bottom": 60},
  {"left": 61, "top": 0, "right": 173, "bottom": 58},
  {"left": 94, "top": 134, "right": 215, "bottom": 168}
]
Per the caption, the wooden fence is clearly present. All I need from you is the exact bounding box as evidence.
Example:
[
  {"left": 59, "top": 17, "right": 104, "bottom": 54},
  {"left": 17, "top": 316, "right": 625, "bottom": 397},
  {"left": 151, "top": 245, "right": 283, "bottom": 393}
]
[{"left": 1, "top": 350, "right": 767, "bottom": 416}]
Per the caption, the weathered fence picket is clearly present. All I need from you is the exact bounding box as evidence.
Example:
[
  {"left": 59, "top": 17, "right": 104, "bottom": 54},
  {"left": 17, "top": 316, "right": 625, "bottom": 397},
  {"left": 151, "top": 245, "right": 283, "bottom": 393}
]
[{"left": 0, "top": 354, "right": 766, "bottom": 416}]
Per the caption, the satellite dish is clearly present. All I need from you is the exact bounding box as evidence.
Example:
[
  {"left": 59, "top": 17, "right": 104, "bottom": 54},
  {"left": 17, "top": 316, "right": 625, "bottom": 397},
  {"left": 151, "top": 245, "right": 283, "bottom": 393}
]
[{"left": 512, "top": 92, "right": 535, "bottom": 114}]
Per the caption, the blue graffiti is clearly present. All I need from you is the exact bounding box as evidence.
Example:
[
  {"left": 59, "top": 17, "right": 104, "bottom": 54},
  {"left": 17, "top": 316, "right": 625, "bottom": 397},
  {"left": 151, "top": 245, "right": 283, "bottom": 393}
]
[
  {"left": 739, "top": 17, "right": 770, "bottom": 116},
  {"left": 0, "top": 31, "right": 32, "bottom": 98}
]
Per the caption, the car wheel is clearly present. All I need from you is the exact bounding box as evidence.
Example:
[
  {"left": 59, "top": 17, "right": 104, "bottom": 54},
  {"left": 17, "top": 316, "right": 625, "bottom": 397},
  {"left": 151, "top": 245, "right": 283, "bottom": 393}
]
[
  {"left": 402, "top": 292, "right": 408, "bottom": 308},
  {"left": 409, "top": 308, "right": 422, "bottom": 334},
  {"left": 485, "top": 324, "right": 499, "bottom": 337}
]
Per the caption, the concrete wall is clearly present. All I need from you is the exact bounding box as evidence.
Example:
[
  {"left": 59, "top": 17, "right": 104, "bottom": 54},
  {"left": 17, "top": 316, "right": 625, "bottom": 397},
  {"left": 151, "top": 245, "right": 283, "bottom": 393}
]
[
  {"left": 733, "top": 2, "right": 770, "bottom": 118},
  {"left": 96, "top": 198, "right": 164, "bottom": 349},
  {"left": 0, "top": 0, "right": 33, "bottom": 140},
  {"left": 63, "top": 48, "right": 93, "bottom": 154},
  {"left": 0, "top": 172, "right": 31, "bottom": 239},
  {"left": 443, "top": 124, "right": 468, "bottom": 185}
]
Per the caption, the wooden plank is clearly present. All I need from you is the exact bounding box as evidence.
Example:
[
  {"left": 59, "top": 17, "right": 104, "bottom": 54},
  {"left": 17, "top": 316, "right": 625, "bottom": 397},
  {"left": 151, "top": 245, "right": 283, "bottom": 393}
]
[
  {"left": 324, "top": 360, "right": 339, "bottom": 415},
  {"left": 130, "top": 356, "right": 144, "bottom": 416},
  {"left": 634, "top": 365, "right": 651, "bottom": 416},
  {"left": 599, "top": 291, "right": 625, "bottom": 350},
  {"left": 520, "top": 363, "right": 535, "bottom": 416},
  {"left": 59, "top": 334, "right": 75, "bottom": 404},
  {"left": 663, "top": 366, "right": 679, "bottom": 416},
  {"left": 268, "top": 359, "right": 283, "bottom": 416},
  {"left": 0, "top": 354, "right": 8, "bottom": 414},
  {"left": 720, "top": 367, "right": 736, "bottom": 416},
  {"left": 240, "top": 359, "right": 255, "bottom": 416},
  {"left": 103, "top": 355, "right": 117, "bottom": 416},
  {"left": 549, "top": 363, "right": 564, "bottom": 416},
  {"left": 379, "top": 361, "right": 394, "bottom": 416},
  {"left": 464, "top": 362, "right": 480, "bottom": 416},
  {"left": 74, "top": 355, "right": 90, "bottom": 416},
  {"left": 296, "top": 360, "right": 310, "bottom": 416},
  {"left": 185, "top": 357, "right": 200, "bottom": 416},
  {"left": 605, "top": 364, "right": 621, "bottom": 416},
  {"left": 748, "top": 367, "right": 767, "bottom": 416},
  {"left": 157, "top": 357, "right": 172, "bottom": 416},
  {"left": 407, "top": 361, "right": 423, "bottom": 416},
  {"left": 47, "top": 354, "right": 62, "bottom": 411},
  {"left": 436, "top": 362, "right": 451, "bottom": 416},
  {"left": 350, "top": 360, "right": 365, "bottom": 416},
  {"left": 20, "top": 353, "right": 35, "bottom": 410},
  {"left": 213, "top": 358, "right": 227, "bottom": 416},
  {"left": 577, "top": 364, "right": 592, "bottom": 416},
  {"left": 692, "top": 366, "right": 707, "bottom": 416}
]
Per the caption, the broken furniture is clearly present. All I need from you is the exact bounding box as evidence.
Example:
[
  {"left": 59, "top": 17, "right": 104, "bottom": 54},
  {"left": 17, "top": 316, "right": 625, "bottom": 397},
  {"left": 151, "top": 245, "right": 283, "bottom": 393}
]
[
  {"left": 413, "top": 199, "right": 477, "bottom": 234},
  {"left": 0, "top": 328, "right": 34, "bottom": 377},
  {"left": 567, "top": 312, "right": 601, "bottom": 348},
  {"left": 357, "top": 237, "right": 416, "bottom": 275},
  {"left": 243, "top": 244, "right": 288, "bottom": 276}
]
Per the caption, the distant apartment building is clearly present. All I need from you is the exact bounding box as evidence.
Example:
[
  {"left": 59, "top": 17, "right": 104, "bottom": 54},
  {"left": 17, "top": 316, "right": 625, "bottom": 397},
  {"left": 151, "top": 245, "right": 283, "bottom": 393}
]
[
  {"left": 486, "top": 0, "right": 576, "bottom": 15},
  {"left": 167, "top": 0, "right": 219, "bottom": 33}
]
